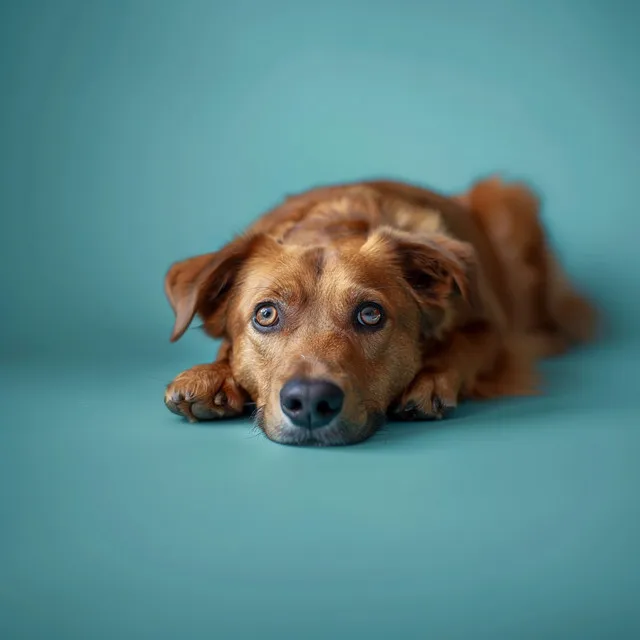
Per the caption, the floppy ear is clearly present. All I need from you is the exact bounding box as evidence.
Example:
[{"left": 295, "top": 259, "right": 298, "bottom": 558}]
[
  {"left": 164, "top": 233, "right": 265, "bottom": 342},
  {"left": 363, "top": 227, "right": 481, "bottom": 331}
]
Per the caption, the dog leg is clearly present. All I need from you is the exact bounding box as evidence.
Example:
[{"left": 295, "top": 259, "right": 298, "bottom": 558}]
[
  {"left": 164, "top": 341, "right": 248, "bottom": 422},
  {"left": 393, "top": 323, "right": 537, "bottom": 420}
]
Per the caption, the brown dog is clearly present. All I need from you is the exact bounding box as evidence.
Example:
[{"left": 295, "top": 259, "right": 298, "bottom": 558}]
[{"left": 164, "top": 177, "right": 597, "bottom": 445}]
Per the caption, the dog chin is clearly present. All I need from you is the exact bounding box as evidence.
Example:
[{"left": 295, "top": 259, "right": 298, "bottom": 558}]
[{"left": 254, "top": 408, "right": 386, "bottom": 447}]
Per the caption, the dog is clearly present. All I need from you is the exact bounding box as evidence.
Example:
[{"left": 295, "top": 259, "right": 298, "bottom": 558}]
[{"left": 163, "top": 177, "right": 597, "bottom": 446}]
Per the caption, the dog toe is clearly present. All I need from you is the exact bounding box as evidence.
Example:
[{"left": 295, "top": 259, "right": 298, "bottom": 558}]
[
  {"left": 164, "top": 394, "right": 182, "bottom": 416},
  {"left": 394, "top": 370, "right": 459, "bottom": 421},
  {"left": 190, "top": 401, "right": 222, "bottom": 420},
  {"left": 164, "top": 363, "right": 246, "bottom": 422}
]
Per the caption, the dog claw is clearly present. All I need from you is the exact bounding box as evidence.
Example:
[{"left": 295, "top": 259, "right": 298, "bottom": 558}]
[{"left": 431, "top": 396, "right": 456, "bottom": 418}]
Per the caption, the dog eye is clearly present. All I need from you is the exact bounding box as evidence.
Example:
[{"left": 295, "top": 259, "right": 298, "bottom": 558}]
[
  {"left": 356, "top": 303, "right": 384, "bottom": 327},
  {"left": 253, "top": 304, "right": 279, "bottom": 329}
]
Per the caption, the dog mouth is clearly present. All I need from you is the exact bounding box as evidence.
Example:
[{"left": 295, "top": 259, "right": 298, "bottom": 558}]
[{"left": 253, "top": 406, "right": 386, "bottom": 446}]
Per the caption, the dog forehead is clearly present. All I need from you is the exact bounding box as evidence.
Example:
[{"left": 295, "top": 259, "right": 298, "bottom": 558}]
[
  {"left": 243, "top": 244, "right": 320, "bottom": 286},
  {"left": 239, "top": 238, "right": 401, "bottom": 305},
  {"left": 322, "top": 242, "right": 401, "bottom": 290}
]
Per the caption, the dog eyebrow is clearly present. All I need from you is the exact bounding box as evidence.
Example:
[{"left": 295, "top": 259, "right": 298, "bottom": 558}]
[
  {"left": 345, "top": 286, "right": 390, "bottom": 306},
  {"left": 242, "top": 282, "right": 303, "bottom": 307}
]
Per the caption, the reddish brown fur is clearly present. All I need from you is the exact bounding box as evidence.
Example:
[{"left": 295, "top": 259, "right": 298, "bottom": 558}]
[{"left": 163, "top": 177, "right": 597, "bottom": 445}]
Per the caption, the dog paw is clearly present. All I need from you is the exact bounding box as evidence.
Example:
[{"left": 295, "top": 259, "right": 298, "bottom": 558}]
[
  {"left": 393, "top": 369, "right": 460, "bottom": 421},
  {"left": 164, "top": 363, "right": 247, "bottom": 422}
]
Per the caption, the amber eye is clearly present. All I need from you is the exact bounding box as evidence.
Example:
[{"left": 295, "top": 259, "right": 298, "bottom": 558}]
[
  {"left": 253, "top": 304, "right": 279, "bottom": 329},
  {"left": 356, "top": 303, "right": 384, "bottom": 328}
]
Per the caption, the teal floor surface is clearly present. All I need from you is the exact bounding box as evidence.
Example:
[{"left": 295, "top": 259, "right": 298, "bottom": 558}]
[{"left": 2, "top": 338, "right": 639, "bottom": 639}]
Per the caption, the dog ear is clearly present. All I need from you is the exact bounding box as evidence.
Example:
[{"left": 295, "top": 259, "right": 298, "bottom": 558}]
[
  {"left": 164, "top": 233, "right": 267, "bottom": 342},
  {"left": 363, "top": 227, "right": 480, "bottom": 332}
]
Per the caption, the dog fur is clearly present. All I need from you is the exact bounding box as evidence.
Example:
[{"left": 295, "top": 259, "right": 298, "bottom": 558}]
[{"left": 164, "top": 177, "right": 597, "bottom": 445}]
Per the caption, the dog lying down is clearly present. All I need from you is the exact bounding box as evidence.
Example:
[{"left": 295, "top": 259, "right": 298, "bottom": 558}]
[{"left": 164, "top": 177, "right": 597, "bottom": 446}]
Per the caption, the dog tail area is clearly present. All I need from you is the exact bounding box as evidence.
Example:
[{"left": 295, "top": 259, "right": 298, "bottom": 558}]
[
  {"left": 543, "top": 250, "right": 600, "bottom": 347},
  {"left": 458, "top": 176, "right": 599, "bottom": 355}
]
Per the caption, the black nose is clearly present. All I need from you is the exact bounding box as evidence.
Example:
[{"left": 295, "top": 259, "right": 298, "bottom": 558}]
[{"left": 280, "top": 379, "right": 345, "bottom": 429}]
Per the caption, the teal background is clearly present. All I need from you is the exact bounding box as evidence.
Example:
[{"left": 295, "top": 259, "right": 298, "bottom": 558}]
[{"left": 1, "top": 1, "right": 639, "bottom": 638}]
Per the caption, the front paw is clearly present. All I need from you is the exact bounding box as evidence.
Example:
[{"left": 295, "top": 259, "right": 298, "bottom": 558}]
[
  {"left": 393, "top": 369, "right": 460, "bottom": 421},
  {"left": 164, "top": 363, "right": 247, "bottom": 422}
]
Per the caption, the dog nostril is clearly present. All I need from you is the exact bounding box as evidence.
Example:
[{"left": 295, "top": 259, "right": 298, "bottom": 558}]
[
  {"left": 316, "top": 400, "right": 333, "bottom": 416},
  {"left": 286, "top": 398, "right": 303, "bottom": 413}
]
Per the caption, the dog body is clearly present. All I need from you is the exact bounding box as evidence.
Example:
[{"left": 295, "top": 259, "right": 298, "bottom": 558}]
[{"left": 164, "top": 177, "right": 596, "bottom": 445}]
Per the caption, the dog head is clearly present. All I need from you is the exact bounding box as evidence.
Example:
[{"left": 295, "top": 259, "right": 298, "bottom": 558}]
[{"left": 165, "top": 227, "right": 477, "bottom": 445}]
